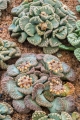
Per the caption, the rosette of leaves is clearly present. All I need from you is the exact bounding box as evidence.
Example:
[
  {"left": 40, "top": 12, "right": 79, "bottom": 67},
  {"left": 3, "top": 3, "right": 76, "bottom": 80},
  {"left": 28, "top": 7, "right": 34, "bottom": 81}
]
[
  {"left": 32, "top": 111, "right": 73, "bottom": 120},
  {"left": 67, "top": 20, "right": 80, "bottom": 61},
  {"left": 0, "top": 38, "right": 21, "bottom": 69},
  {"left": 0, "top": 0, "right": 10, "bottom": 16},
  {"left": 1, "top": 53, "right": 76, "bottom": 113},
  {"left": 9, "top": 0, "right": 77, "bottom": 54},
  {"left": 76, "top": 0, "right": 80, "bottom": 12},
  {"left": 0, "top": 102, "right": 13, "bottom": 120}
]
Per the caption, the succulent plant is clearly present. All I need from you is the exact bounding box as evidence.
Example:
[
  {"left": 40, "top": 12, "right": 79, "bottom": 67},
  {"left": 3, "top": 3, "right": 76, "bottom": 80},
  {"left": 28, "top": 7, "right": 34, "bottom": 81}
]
[
  {"left": 8, "top": 0, "right": 77, "bottom": 54},
  {"left": 48, "top": 95, "right": 75, "bottom": 113},
  {"left": 1, "top": 53, "right": 76, "bottom": 113},
  {"left": 49, "top": 76, "right": 75, "bottom": 96},
  {"left": 0, "top": 38, "right": 21, "bottom": 69},
  {"left": 32, "top": 111, "right": 73, "bottom": 120},
  {"left": 76, "top": 0, "right": 80, "bottom": 12},
  {"left": 0, "top": 0, "right": 10, "bottom": 16},
  {"left": 75, "top": 94, "right": 80, "bottom": 113},
  {"left": 0, "top": 102, "right": 13, "bottom": 120},
  {"left": 67, "top": 20, "right": 80, "bottom": 61},
  {"left": 72, "top": 112, "right": 80, "bottom": 120}
]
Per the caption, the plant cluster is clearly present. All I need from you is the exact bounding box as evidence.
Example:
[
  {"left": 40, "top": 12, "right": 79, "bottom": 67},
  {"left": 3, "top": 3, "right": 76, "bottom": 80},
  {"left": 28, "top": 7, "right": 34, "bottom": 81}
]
[
  {"left": 32, "top": 111, "right": 80, "bottom": 120},
  {"left": 0, "top": 102, "right": 13, "bottom": 120},
  {"left": 9, "top": 0, "right": 77, "bottom": 54},
  {"left": 1, "top": 53, "right": 76, "bottom": 114},
  {"left": 0, "top": 0, "right": 80, "bottom": 119},
  {"left": 0, "top": 0, "right": 10, "bottom": 16},
  {"left": 67, "top": 20, "right": 80, "bottom": 61},
  {"left": 0, "top": 38, "right": 21, "bottom": 69}
]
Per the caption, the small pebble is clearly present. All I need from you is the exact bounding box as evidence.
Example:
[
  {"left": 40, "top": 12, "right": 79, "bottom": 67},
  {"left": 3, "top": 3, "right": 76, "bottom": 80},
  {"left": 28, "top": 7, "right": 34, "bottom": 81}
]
[{"left": 56, "top": 53, "right": 62, "bottom": 58}]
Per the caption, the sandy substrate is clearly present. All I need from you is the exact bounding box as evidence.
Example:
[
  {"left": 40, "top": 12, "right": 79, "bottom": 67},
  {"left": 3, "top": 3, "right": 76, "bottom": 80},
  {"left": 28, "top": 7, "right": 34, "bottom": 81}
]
[{"left": 0, "top": 0, "right": 80, "bottom": 119}]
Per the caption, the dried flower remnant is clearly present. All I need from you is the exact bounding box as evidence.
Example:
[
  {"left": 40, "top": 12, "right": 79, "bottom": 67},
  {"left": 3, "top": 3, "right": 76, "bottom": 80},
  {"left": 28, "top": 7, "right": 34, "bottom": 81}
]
[
  {"left": 40, "top": 12, "right": 48, "bottom": 17},
  {"left": 39, "top": 22, "right": 48, "bottom": 31}
]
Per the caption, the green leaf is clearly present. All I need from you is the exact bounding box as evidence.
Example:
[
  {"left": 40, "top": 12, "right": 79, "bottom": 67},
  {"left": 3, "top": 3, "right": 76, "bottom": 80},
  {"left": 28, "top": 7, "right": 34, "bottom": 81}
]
[
  {"left": 27, "top": 34, "right": 42, "bottom": 45},
  {"left": 43, "top": 46, "right": 59, "bottom": 54},
  {"left": 74, "top": 48, "right": 80, "bottom": 61},
  {"left": 19, "top": 16, "right": 29, "bottom": 30},
  {"left": 24, "top": 23, "right": 36, "bottom": 36},
  {"left": 49, "top": 37, "right": 61, "bottom": 47},
  {"left": 67, "top": 33, "right": 80, "bottom": 47},
  {"left": 18, "top": 32, "right": 27, "bottom": 43},
  {"left": 56, "top": 26, "right": 67, "bottom": 40},
  {"left": 30, "top": 16, "right": 43, "bottom": 24},
  {"left": 50, "top": 18, "right": 59, "bottom": 29},
  {"left": 76, "top": 5, "right": 80, "bottom": 12}
]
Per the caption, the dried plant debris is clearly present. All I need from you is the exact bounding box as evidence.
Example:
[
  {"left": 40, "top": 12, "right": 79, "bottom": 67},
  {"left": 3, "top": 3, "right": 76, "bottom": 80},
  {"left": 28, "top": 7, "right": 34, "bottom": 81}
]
[
  {"left": 0, "top": 38, "right": 21, "bottom": 69},
  {"left": 1, "top": 53, "right": 76, "bottom": 113},
  {"left": 0, "top": 0, "right": 10, "bottom": 17},
  {"left": 32, "top": 111, "right": 79, "bottom": 120},
  {"left": 0, "top": 102, "right": 13, "bottom": 120},
  {"left": 76, "top": 0, "right": 80, "bottom": 12},
  {"left": 9, "top": 0, "right": 77, "bottom": 54},
  {"left": 67, "top": 20, "right": 80, "bottom": 61}
]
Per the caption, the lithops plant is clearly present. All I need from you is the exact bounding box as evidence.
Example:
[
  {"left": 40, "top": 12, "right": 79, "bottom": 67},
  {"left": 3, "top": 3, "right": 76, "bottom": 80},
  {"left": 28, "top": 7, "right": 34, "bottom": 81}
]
[
  {"left": 8, "top": 0, "right": 77, "bottom": 54},
  {"left": 76, "top": 0, "right": 80, "bottom": 12},
  {"left": 0, "top": 0, "right": 10, "bottom": 16},
  {"left": 0, "top": 38, "right": 21, "bottom": 69},
  {"left": 67, "top": 20, "right": 80, "bottom": 61},
  {"left": 1, "top": 53, "right": 76, "bottom": 113},
  {"left": 0, "top": 102, "right": 13, "bottom": 120},
  {"left": 32, "top": 111, "right": 73, "bottom": 120}
]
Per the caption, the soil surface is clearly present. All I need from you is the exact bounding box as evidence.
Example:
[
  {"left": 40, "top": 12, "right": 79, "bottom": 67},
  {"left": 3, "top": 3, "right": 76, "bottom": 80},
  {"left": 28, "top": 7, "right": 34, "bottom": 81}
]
[{"left": 0, "top": 0, "right": 80, "bottom": 120}]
